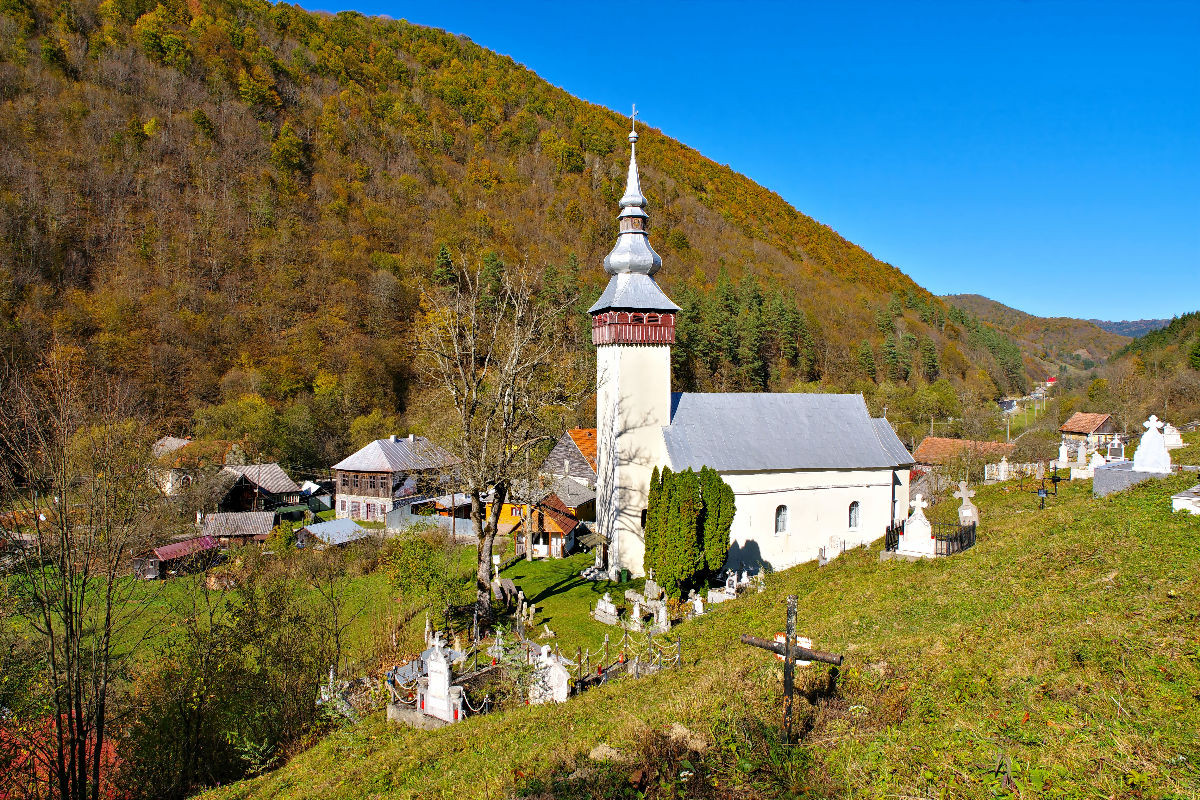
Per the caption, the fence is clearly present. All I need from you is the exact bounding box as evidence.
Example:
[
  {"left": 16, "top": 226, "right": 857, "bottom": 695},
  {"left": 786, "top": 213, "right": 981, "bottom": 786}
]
[{"left": 884, "top": 519, "right": 977, "bottom": 557}]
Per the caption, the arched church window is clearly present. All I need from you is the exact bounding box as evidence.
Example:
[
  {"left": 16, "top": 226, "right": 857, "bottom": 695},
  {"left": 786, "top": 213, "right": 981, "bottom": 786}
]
[
  {"left": 774, "top": 505, "right": 788, "bottom": 535},
  {"left": 848, "top": 501, "right": 860, "bottom": 530}
]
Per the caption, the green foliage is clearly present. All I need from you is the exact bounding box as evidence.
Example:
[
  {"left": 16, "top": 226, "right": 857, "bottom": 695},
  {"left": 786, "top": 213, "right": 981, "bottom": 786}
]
[
  {"left": 381, "top": 528, "right": 471, "bottom": 625},
  {"left": 918, "top": 334, "right": 939, "bottom": 380},
  {"left": 1190, "top": 337, "right": 1200, "bottom": 371},
  {"left": 432, "top": 243, "right": 456, "bottom": 285},
  {"left": 857, "top": 340, "right": 876, "bottom": 382},
  {"left": 698, "top": 466, "right": 734, "bottom": 575},
  {"left": 270, "top": 122, "right": 308, "bottom": 176},
  {"left": 645, "top": 465, "right": 735, "bottom": 599}
]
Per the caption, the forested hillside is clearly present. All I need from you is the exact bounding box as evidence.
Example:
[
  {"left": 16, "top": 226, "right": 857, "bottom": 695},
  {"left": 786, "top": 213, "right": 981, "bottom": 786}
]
[
  {"left": 943, "top": 293, "right": 1128, "bottom": 374},
  {"left": 1090, "top": 318, "right": 1172, "bottom": 337},
  {"left": 1, "top": 0, "right": 1031, "bottom": 467}
]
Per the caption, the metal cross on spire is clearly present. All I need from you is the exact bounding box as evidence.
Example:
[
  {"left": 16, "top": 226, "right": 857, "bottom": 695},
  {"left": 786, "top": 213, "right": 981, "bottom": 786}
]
[{"left": 631, "top": 103, "right": 637, "bottom": 130}]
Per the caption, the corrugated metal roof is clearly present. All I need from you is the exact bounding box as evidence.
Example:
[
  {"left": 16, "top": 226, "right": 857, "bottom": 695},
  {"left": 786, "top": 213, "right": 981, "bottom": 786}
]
[
  {"left": 871, "top": 418, "right": 916, "bottom": 467},
  {"left": 200, "top": 511, "right": 276, "bottom": 539},
  {"left": 221, "top": 463, "right": 300, "bottom": 495},
  {"left": 551, "top": 478, "right": 595, "bottom": 508},
  {"left": 153, "top": 535, "right": 218, "bottom": 561},
  {"left": 587, "top": 273, "right": 680, "bottom": 313},
  {"left": 301, "top": 518, "right": 370, "bottom": 546},
  {"left": 663, "top": 393, "right": 912, "bottom": 472},
  {"left": 332, "top": 436, "right": 458, "bottom": 473},
  {"left": 152, "top": 436, "right": 190, "bottom": 459}
]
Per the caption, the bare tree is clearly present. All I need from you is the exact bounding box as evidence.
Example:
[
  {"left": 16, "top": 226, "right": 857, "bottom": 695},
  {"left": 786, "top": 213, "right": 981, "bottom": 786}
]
[
  {"left": 0, "top": 347, "right": 159, "bottom": 800},
  {"left": 417, "top": 263, "right": 586, "bottom": 622}
]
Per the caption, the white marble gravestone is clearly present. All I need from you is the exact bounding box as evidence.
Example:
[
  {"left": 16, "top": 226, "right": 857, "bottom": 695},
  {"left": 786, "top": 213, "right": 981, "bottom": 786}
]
[
  {"left": 1089, "top": 451, "right": 1106, "bottom": 471},
  {"left": 1164, "top": 423, "right": 1184, "bottom": 450},
  {"left": 643, "top": 568, "right": 663, "bottom": 601},
  {"left": 1058, "top": 439, "right": 1071, "bottom": 466},
  {"left": 688, "top": 590, "right": 705, "bottom": 616},
  {"left": 897, "top": 494, "right": 936, "bottom": 559},
  {"left": 997, "top": 456, "right": 1011, "bottom": 481},
  {"left": 1133, "top": 415, "right": 1172, "bottom": 475},
  {"left": 417, "top": 634, "right": 465, "bottom": 723},
  {"left": 593, "top": 592, "right": 620, "bottom": 625},
  {"left": 1076, "top": 443, "right": 1087, "bottom": 466},
  {"left": 953, "top": 481, "right": 979, "bottom": 527},
  {"left": 652, "top": 602, "right": 670, "bottom": 634},
  {"left": 529, "top": 645, "right": 571, "bottom": 705}
]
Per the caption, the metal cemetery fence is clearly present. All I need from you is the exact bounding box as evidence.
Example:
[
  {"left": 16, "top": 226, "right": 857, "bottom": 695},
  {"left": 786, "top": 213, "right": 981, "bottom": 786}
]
[{"left": 883, "top": 520, "right": 977, "bottom": 556}]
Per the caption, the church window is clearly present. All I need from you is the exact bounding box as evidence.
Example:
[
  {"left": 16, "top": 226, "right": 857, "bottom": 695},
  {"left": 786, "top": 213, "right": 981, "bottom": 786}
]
[
  {"left": 774, "top": 505, "right": 788, "bottom": 535},
  {"left": 848, "top": 501, "right": 860, "bottom": 530},
  {"left": 640, "top": 508, "right": 647, "bottom": 528}
]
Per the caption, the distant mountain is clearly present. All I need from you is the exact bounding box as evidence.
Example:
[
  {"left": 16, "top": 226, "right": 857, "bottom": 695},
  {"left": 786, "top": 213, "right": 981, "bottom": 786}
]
[
  {"left": 1112, "top": 311, "right": 1200, "bottom": 364},
  {"left": 941, "top": 294, "right": 1129, "bottom": 375},
  {"left": 1089, "top": 319, "right": 1173, "bottom": 338}
]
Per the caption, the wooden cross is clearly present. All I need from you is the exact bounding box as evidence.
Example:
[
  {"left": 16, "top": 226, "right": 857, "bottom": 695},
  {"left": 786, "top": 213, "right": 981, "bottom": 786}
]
[{"left": 739, "top": 594, "right": 843, "bottom": 745}]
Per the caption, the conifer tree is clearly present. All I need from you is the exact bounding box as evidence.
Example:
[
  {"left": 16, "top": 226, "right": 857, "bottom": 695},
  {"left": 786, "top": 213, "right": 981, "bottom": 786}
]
[
  {"left": 858, "top": 340, "right": 876, "bottom": 381},
  {"left": 432, "top": 244, "right": 456, "bottom": 285},
  {"left": 656, "top": 468, "right": 701, "bottom": 599},
  {"left": 1190, "top": 338, "right": 1200, "bottom": 371},
  {"left": 699, "top": 466, "right": 735, "bottom": 576},
  {"left": 644, "top": 466, "right": 662, "bottom": 574},
  {"left": 919, "top": 335, "right": 940, "bottom": 380}
]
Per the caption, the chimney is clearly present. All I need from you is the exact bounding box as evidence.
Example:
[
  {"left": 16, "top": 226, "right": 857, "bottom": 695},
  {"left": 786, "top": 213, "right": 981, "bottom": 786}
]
[
  {"left": 408, "top": 433, "right": 416, "bottom": 443},
  {"left": 390, "top": 434, "right": 399, "bottom": 443}
]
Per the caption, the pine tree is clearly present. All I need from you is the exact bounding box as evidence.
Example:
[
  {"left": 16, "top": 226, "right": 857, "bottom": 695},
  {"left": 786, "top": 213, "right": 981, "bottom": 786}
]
[
  {"left": 432, "top": 244, "right": 456, "bottom": 285},
  {"left": 858, "top": 340, "right": 876, "bottom": 382},
  {"left": 655, "top": 468, "right": 701, "bottom": 599},
  {"left": 919, "top": 335, "right": 940, "bottom": 380},
  {"left": 1190, "top": 338, "right": 1200, "bottom": 371},
  {"left": 883, "top": 333, "right": 902, "bottom": 380},
  {"left": 644, "top": 466, "right": 662, "bottom": 573}
]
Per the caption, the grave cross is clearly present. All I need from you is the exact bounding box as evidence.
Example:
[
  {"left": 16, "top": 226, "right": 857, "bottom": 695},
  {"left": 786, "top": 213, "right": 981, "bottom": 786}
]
[
  {"left": 953, "top": 482, "right": 974, "bottom": 503},
  {"left": 910, "top": 494, "right": 929, "bottom": 513},
  {"left": 1145, "top": 414, "right": 1164, "bottom": 433},
  {"left": 738, "top": 594, "right": 844, "bottom": 745}
]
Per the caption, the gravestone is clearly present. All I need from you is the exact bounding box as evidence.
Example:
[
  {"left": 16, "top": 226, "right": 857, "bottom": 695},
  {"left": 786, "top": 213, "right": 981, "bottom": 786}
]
[
  {"left": 1164, "top": 423, "right": 1184, "bottom": 450},
  {"left": 896, "top": 494, "right": 936, "bottom": 559},
  {"left": 417, "top": 634, "right": 465, "bottom": 723},
  {"left": 1133, "top": 415, "right": 1172, "bottom": 475},
  {"left": 1076, "top": 443, "right": 1087, "bottom": 466},
  {"left": 953, "top": 481, "right": 979, "bottom": 527},
  {"left": 643, "top": 568, "right": 663, "bottom": 601},
  {"left": 529, "top": 645, "right": 571, "bottom": 704},
  {"left": 593, "top": 592, "right": 620, "bottom": 625},
  {"left": 725, "top": 572, "right": 738, "bottom": 593},
  {"left": 998, "top": 456, "right": 1011, "bottom": 481},
  {"left": 624, "top": 589, "right": 645, "bottom": 605},
  {"left": 1089, "top": 451, "right": 1106, "bottom": 471},
  {"left": 1107, "top": 435, "right": 1125, "bottom": 460},
  {"left": 688, "top": 590, "right": 705, "bottom": 616},
  {"left": 651, "top": 602, "right": 671, "bottom": 634},
  {"left": 1035, "top": 462, "right": 1045, "bottom": 481},
  {"left": 628, "top": 599, "right": 644, "bottom": 631},
  {"left": 1058, "top": 439, "right": 1070, "bottom": 466}
]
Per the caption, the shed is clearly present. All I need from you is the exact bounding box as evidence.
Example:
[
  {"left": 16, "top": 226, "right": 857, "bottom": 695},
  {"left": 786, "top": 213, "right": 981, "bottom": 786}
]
[
  {"left": 1059, "top": 412, "right": 1118, "bottom": 446},
  {"left": 133, "top": 535, "right": 219, "bottom": 580},
  {"left": 298, "top": 518, "right": 371, "bottom": 548},
  {"left": 200, "top": 511, "right": 277, "bottom": 545}
]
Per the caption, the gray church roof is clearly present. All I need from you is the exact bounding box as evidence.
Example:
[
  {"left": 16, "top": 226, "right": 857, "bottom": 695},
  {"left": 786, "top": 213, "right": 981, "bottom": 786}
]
[
  {"left": 871, "top": 418, "right": 916, "bottom": 467},
  {"left": 588, "top": 273, "right": 680, "bottom": 314},
  {"left": 663, "top": 393, "right": 914, "bottom": 472}
]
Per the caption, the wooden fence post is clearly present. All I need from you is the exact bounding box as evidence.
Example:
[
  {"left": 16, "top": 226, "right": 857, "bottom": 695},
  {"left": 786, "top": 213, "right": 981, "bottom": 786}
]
[{"left": 783, "top": 594, "right": 796, "bottom": 745}]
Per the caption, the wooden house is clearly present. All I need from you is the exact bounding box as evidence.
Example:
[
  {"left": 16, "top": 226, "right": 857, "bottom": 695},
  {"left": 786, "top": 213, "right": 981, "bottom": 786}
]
[
  {"left": 332, "top": 434, "right": 457, "bottom": 523},
  {"left": 199, "top": 511, "right": 277, "bottom": 546},
  {"left": 539, "top": 428, "right": 598, "bottom": 488},
  {"left": 219, "top": 463, "right": 301, "bottom": 512}
]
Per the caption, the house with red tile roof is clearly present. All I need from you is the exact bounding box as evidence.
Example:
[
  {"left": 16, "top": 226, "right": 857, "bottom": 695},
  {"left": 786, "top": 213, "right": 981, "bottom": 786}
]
[
  {"left": 1059, "top": 412, "right": 1118, "bottom": 447},
  {"left": 913, "top": 436, "right": 1015, "bottom": 466}
]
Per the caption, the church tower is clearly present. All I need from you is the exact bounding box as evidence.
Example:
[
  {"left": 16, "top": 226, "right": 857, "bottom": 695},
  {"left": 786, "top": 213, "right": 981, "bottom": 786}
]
[{"left": 589, "top": 117, "right": 679, "bottom": 579}]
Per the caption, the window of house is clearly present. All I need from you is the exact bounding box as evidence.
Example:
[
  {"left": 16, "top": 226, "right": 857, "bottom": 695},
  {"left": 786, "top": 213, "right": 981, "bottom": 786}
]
[
  {"left": 774, "top": 505, "right": 788, "bottom": 535},
  {"left": 368, "top": 474, "right": 377, "bottom": 490},
  {"left": 350, "top": 501, "right": 360, "bottom": 518},
  {"left": 352, "top": 474, "right": 360, "bottom": 490},
  {"left": 339, "top": 499, "right": 346, "bottom": 511},
  {"left": 640, "top": 508, "right": 648, "bottom": 528},
  {"left": 848, "top": 501, "right": 860, "bottom": 530},
  {"left": 340, "top": 473, "right": 348, "bottom": 488}
]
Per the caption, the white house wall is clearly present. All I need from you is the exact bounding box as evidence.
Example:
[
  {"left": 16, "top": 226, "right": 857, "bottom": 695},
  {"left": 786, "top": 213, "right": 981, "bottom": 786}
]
[{"left": 720, "top": 467, "right": 910, "bottom": 573}]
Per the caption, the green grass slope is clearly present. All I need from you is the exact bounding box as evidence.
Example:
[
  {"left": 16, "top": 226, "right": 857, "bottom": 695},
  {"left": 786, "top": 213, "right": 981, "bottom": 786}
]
[{"left": 204, "top": 473, "right": 1200, "bottom": 799}]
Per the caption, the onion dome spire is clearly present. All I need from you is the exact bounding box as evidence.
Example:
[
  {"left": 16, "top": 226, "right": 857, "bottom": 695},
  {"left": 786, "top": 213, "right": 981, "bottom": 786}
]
[{"left": 603, "top": 106, "right": 662, "bottom": 277}]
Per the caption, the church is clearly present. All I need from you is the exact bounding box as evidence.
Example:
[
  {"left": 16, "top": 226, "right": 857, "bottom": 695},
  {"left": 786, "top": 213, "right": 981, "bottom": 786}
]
[{"left": 591, "top": 119, "right": 914, "bottom": 579}]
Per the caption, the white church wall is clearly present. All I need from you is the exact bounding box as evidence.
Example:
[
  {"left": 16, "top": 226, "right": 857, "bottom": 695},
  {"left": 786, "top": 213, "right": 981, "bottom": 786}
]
[
  {"left": 720, "top": 468, "right": 900, "bottom": 573},
  {"left": 596, "top": 344, "right": 672, "bottom": 579}
]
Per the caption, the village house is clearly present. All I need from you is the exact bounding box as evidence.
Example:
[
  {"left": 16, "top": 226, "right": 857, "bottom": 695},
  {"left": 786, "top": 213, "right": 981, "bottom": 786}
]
[
  {"left": 332, "top": 434, "right": 458, "bottom": 522},
  {"left": 508, "top": 480, "right": 596, "bottom": 559},
  {"left": 912, "top": 436, "right": 1016, "bottom": 468},
  {"left": 199, "top": 510, "right": 277, "bottom": 547},
  {"left": 218, "top": 463, "right": 302, "bottom": 512},
  {"left": 1059, "top": 412, "right": 1118, "bottom": 448},
  {"left": 151, "top": 437, "right": 246, "bottom": 496},
  {"left": 539, "top": 428, "right": 598, "bottom": 488},
  {"left": 592, "top": 122, "right": 914, "bottom": 578}
]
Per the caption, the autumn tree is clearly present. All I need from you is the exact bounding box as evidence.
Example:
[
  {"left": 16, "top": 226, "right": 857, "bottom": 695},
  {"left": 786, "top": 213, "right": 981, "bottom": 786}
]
[
  {"left": 0, "top": 348, "right": 159, "bottom": 800},
  {"left": 417, "top": 263, "right": 585, "bottom": 622}
]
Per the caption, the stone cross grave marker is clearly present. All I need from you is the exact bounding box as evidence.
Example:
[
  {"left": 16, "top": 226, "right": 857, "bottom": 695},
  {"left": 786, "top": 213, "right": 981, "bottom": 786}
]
[
  {"left": 953, "top": 481, "right": 979, "bottom": 527},
  {"left": 1059, "top": 439, "right": 1070, "bottom": 466},
  {"left": 529, "top": 645, "right": 571, "bottom": 705},
  {"left": 898, "top": 493, "right": 935, "bottom": 558}
]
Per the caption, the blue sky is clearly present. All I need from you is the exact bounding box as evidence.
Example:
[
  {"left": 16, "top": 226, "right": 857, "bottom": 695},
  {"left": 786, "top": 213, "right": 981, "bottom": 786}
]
[{"left": 302, "top": 1, "right": 1198, "bottom": 321}]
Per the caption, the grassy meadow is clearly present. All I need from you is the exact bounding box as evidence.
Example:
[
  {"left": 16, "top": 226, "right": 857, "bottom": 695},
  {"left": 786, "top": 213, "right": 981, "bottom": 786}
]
[{"left": 199, "top": 463, "right": 1200, "bottom": 799}]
